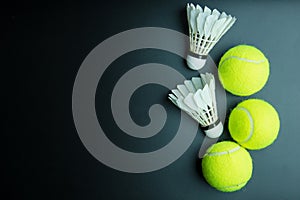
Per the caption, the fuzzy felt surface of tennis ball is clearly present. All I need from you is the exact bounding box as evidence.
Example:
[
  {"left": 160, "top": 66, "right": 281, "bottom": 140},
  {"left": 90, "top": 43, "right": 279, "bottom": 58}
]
[
  {"left": 202, "top": 141, "right": 253, "bottom": 192},
  {"left": 229, "top": 99, "right": 280, "bottom": 150},
  {"left": 218, "top": 45, "right": 269, "bottom": 96}
]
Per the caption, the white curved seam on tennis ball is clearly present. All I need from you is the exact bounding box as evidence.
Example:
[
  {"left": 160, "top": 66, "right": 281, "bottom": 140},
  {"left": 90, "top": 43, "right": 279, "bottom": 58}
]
[
  {"left": 218, "top": 181, "right": 247, "bottom": 190},
  {"left": 236, "top": 107, "right": 254, "bottom": 143},
  {"left": 219, "top": 56, "right": 266, "bottom": 67},
  {"left": 206, "top": 146, "right": 240, "bottom": 157}
]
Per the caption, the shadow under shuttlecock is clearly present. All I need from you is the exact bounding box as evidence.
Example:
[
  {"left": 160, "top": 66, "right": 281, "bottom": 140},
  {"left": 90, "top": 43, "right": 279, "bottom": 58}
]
[{"left": 198, "top": 136, "right": 219, "bottom": 158}]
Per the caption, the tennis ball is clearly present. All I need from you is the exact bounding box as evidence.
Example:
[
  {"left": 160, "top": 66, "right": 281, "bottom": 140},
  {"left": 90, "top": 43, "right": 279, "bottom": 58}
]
[
  {"left": 202, "top": 141, "right": 253, "bottom": 192},
  {"left": 229, "top": 99, "right": 280, "bottom": 150},
  {"left": 218, "top": 45, "right": 269, "bottom": 96}
]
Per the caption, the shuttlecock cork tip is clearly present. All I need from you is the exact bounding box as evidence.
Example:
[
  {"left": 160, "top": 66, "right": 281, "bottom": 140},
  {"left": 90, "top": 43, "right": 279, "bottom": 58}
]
[{"left": 186, "top": 54, "right": 207, "bottom": 70}]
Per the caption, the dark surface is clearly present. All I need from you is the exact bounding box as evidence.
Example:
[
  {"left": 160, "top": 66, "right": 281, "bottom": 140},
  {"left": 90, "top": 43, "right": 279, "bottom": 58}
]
[{"left": 3, "top": 0, "right": 300, "bottom": 199}]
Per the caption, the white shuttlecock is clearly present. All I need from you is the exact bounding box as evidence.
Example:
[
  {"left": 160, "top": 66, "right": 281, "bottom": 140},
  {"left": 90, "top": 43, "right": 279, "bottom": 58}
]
[
  {"left": 168, "top": 73, "right": 223, "bottom": 138},
  {"left": 186, "top": 3, "right": 236, "bottom": 70}
]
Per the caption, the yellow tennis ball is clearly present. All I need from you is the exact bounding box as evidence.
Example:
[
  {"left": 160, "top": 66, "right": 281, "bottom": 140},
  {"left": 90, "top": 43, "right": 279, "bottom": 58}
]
[
  {"left": 218, "top": 45, "right": 269, "bottom": 96},
  {"left": 229, "top": 99, "right": 280, "bottom": 150},
  {"left": 202, "top": 141, "right": 253, "bottom": 192}
]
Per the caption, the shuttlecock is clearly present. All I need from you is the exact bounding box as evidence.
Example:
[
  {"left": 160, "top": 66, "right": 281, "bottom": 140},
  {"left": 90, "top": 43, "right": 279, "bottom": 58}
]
[
  {"left": 168, "top": 73, "right": 223, "bottom": 138},
  {"left": 186, "top": 3, "right": 236, "bottom": 70}
]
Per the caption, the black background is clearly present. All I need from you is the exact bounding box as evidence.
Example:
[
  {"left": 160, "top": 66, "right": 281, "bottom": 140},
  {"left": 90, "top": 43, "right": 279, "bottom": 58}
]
[{"left": 3, "top": 0, "right": 300, "bottom": 199}]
